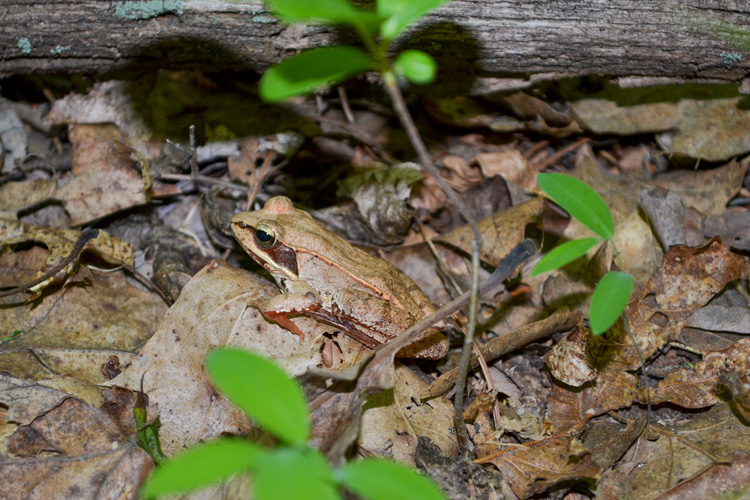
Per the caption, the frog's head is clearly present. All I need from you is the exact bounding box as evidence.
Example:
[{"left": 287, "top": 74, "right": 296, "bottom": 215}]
[{"left": 231, "top": 197, "right": 299, "bottom": 281}]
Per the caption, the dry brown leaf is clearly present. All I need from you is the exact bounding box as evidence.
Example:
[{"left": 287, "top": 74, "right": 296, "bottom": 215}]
[
  {"left": 1, "top": 266, "right": 164, "bottom": 352},
  {"left": 436, "top": 196, "right": 543, "bottom": 267},
  {"left": 544, "top": 324, "right": 597, "bottom": 387},
  {"left": 572, "top": 97, "right": 750, "bottom": 161},
  {"left": 656, "top": 450, "right": 750, "bottom": 500},
  {"left": 620, "top": 237, "right": 744, "bottom": 369},
  {"left": 0, "top": 384, "right": 151, "bottom": 500},
  {"left": 358, "top": 363, "right": 458, "bottom": 465},
  {"left": 598, "top": 404, "right": 750, "bottom": 499},
  {"left": 651, "top": 157, "right": 747, "bottom": 217},
  {"left": 645, "top": 337, "right": 750, "bottom": 409},
  {"left": 46, "top": 81, "right": 153, "bottom": 154},
  {"left": 639, "top": 187, "right": 705, "bottom": 248},
  {"left": 704, "top": 208, "right": 750, "bottom": 252},
  {"left": 110, "top": 260, "right": 354, "bottom": 456},
  {"left": 0, "top": 222, "right": 134, "bottom": 279},
  {"left": 0, "top": 245, "right": 48, "bottom": 288},
  {"left": 55, "top": 134, "right": 178, "bottom": 225},
  {"left": 475, "top": 150, "right": 534, "bottom": 188},
  {"left": 477, "top": 431, "right": 598, "bottom": 499},
  {"left": 546, "top": 364, "right": 642, "bottom": 432},
  {"left": 582, "top": 415, "right": 646, "bottom": 470},
  {"left": 0, "top": 179, "right": 57, "bottom": 213},
  {"left": 227, "top": 138, "right": 263, "bottom": 184}
]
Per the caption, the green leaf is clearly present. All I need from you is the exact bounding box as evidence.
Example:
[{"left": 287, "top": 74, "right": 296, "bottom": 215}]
[
  {"left": 260, "top": 47, "right": 374, "bottom": 103},
  {"left": 134, "top": 391, "right": 168, "bottom": 465},
  {"left": 206, "top": 349, "right": 309, "bottom": 445},
  {"left": 336, "top": 459, "right": 446, "bottom": 500},
  {"left": 380, "top": 0, "right": 449, "bottom": 40},
  {"left": 140, "top": 439, "right": 263, "bottom": 498},
  {"left": 264, "top": 0, "right": 356, "bottom": 23},
  {"left": 393, "top": 50, "right": 437, "bottom": 84},
  {"left": 589, "top": 271, "right": 634, "bottom": 335},
  {"left": 254, "top": 447, "right": 339, "bottom": 500},
  {"left": 531, "top": 237, "right": 601, "bottom": 277},
  {"left": 537, "top": 173, "right": 615, "bottom": 240}
]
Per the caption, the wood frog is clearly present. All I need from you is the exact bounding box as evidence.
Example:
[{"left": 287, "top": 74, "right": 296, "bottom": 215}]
[{"left": 231, "top": 196, "right": 448, "bottom": 359}]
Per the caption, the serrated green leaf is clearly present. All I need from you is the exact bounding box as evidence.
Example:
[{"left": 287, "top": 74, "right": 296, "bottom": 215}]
[
  {"left": 259, "top": 47, "right": 374, "bottom": 103},
  {"left": 336, "top": 459, "right": 446, "bottom": 500},
  {"left": 393, "top": 50, "right": 437, "bottom": 84},
  {"left": 380, "top": 0, "right": 449, "bottom": 40},
  {"left": 254, "top": 447, "right": 338, "bottom": 500},
  {"left": 206, "top": 349, "right": 309, "bottom": 445},
  {"left": 140, "top": 439, "right": 263, "bottom": 498},
  {"left": 531, "top": 237, "right": 601, "bottom": 276},
  {"left": 589, "top": 271, "right": 634, "bottom": 335},
  {"left": 537, "top": 173, "right": 615, "bottom": 240}
]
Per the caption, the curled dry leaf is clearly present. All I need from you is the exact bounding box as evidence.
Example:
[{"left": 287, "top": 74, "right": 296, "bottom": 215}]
[
  {"left": 544, "top": 324, "right": 597, "bottom": 387},
  {"left": 45, "top": 81, "right": 153, "bottom": 153},
  {"left": 0, "top": 221, "right": 133, "bottom": 278},
  {"left": 358, "top": 362, "right": 457, "bottom": 465},
  {"left": 436, "top": 196, "right": 543, "bottom": 267},
  {"left": 475, "top": 149, "right": 535, "bottom": 188},
  {"left": 645, "top": 337, "right": 750, "bottom": 409}
]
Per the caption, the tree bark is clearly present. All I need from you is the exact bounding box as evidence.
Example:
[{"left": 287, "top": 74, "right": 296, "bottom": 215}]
[{"left": 2, "top": 0, "right": 749, "bottom": 93}]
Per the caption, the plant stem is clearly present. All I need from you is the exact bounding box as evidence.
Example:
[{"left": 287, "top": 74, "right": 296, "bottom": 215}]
[{"left": 382, "top": 72, "right": 483, "bottom": 452}]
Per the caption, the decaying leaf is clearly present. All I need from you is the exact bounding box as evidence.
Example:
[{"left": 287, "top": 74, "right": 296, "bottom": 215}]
[
  {"left": 45, "top": 81, "right": 153, "bottom": 153},
  {"left": 358, "top": 363, "right": 457, "bottom": 465},
  {"left": 436, "top": 196, "right": 543, "bottom": 267},
  {"left": 0, "top": 380, "right": 151, "bottom": 500},
  {"left": 598, "top": 404, "right": 750, "bottom": 499},
  {"left": 572, "top": 97, "right": 750, "bottom": 161},
  {"left": 477, "top": 430, "right": 598, "bottom": 499},
  {"left": 620, "top": 237, "right": 744, "bottom": 369},
  {"left": 55, "top": 125, "right": 178, "bottom": 225},
  {"left": 544, "top": 324, "right": 597, "bottom": 387},
  {"left": 0, "top": 221, "right": 133, "bottom": 278}
]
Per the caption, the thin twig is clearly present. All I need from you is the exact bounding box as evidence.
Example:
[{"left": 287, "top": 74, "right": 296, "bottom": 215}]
[
  {"left": 158, "top": 173, "right": 248, "bottom": 192},
  {"left": 382, "top": 74, "right": 484, "bottom": 453},
  {"left": 0, "top": 228, "right": 99, "bottom": 298},
  {"left": 337, "top": 86, "right": 355, "bottom": 124}
]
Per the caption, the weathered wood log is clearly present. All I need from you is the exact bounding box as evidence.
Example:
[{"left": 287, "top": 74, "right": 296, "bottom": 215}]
[{"left": 2, "top": 0, "right": 749, "bottom": 93}]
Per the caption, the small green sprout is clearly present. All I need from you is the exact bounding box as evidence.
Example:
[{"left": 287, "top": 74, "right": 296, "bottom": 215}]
[
  {"left": 141, "top": 349, "right": 446, "bottom": 500},
  {"left": 256, "top": 0, "right": 448, "bottom": 103},
  {"left": 532, "top": 173, "right": 634, "bottom": 334}
]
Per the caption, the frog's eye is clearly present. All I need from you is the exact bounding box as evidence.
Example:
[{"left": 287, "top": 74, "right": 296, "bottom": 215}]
[{"left": 254, "top": 223, "right": 279, "bottom": 249}]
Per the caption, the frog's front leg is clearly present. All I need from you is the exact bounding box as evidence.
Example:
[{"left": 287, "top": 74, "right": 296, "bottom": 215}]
[{"left": 254, "top": 291, "right": 321, "bottom": 340}]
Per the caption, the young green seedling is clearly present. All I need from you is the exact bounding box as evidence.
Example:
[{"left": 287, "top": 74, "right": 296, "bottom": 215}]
[
  {"left": 255, "top": 0, "right": 447, "bottom": 102},
  {"left": 531, "top": 173, "right": 634, "bottom": 334},
  {"left": 141, "top": 348, "right": 446, "bottom": 500}
]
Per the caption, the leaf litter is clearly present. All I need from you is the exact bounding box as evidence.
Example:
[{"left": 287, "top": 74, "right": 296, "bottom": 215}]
[{"left": 1, "top": 74, "right": 750, "bottom": 500}]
